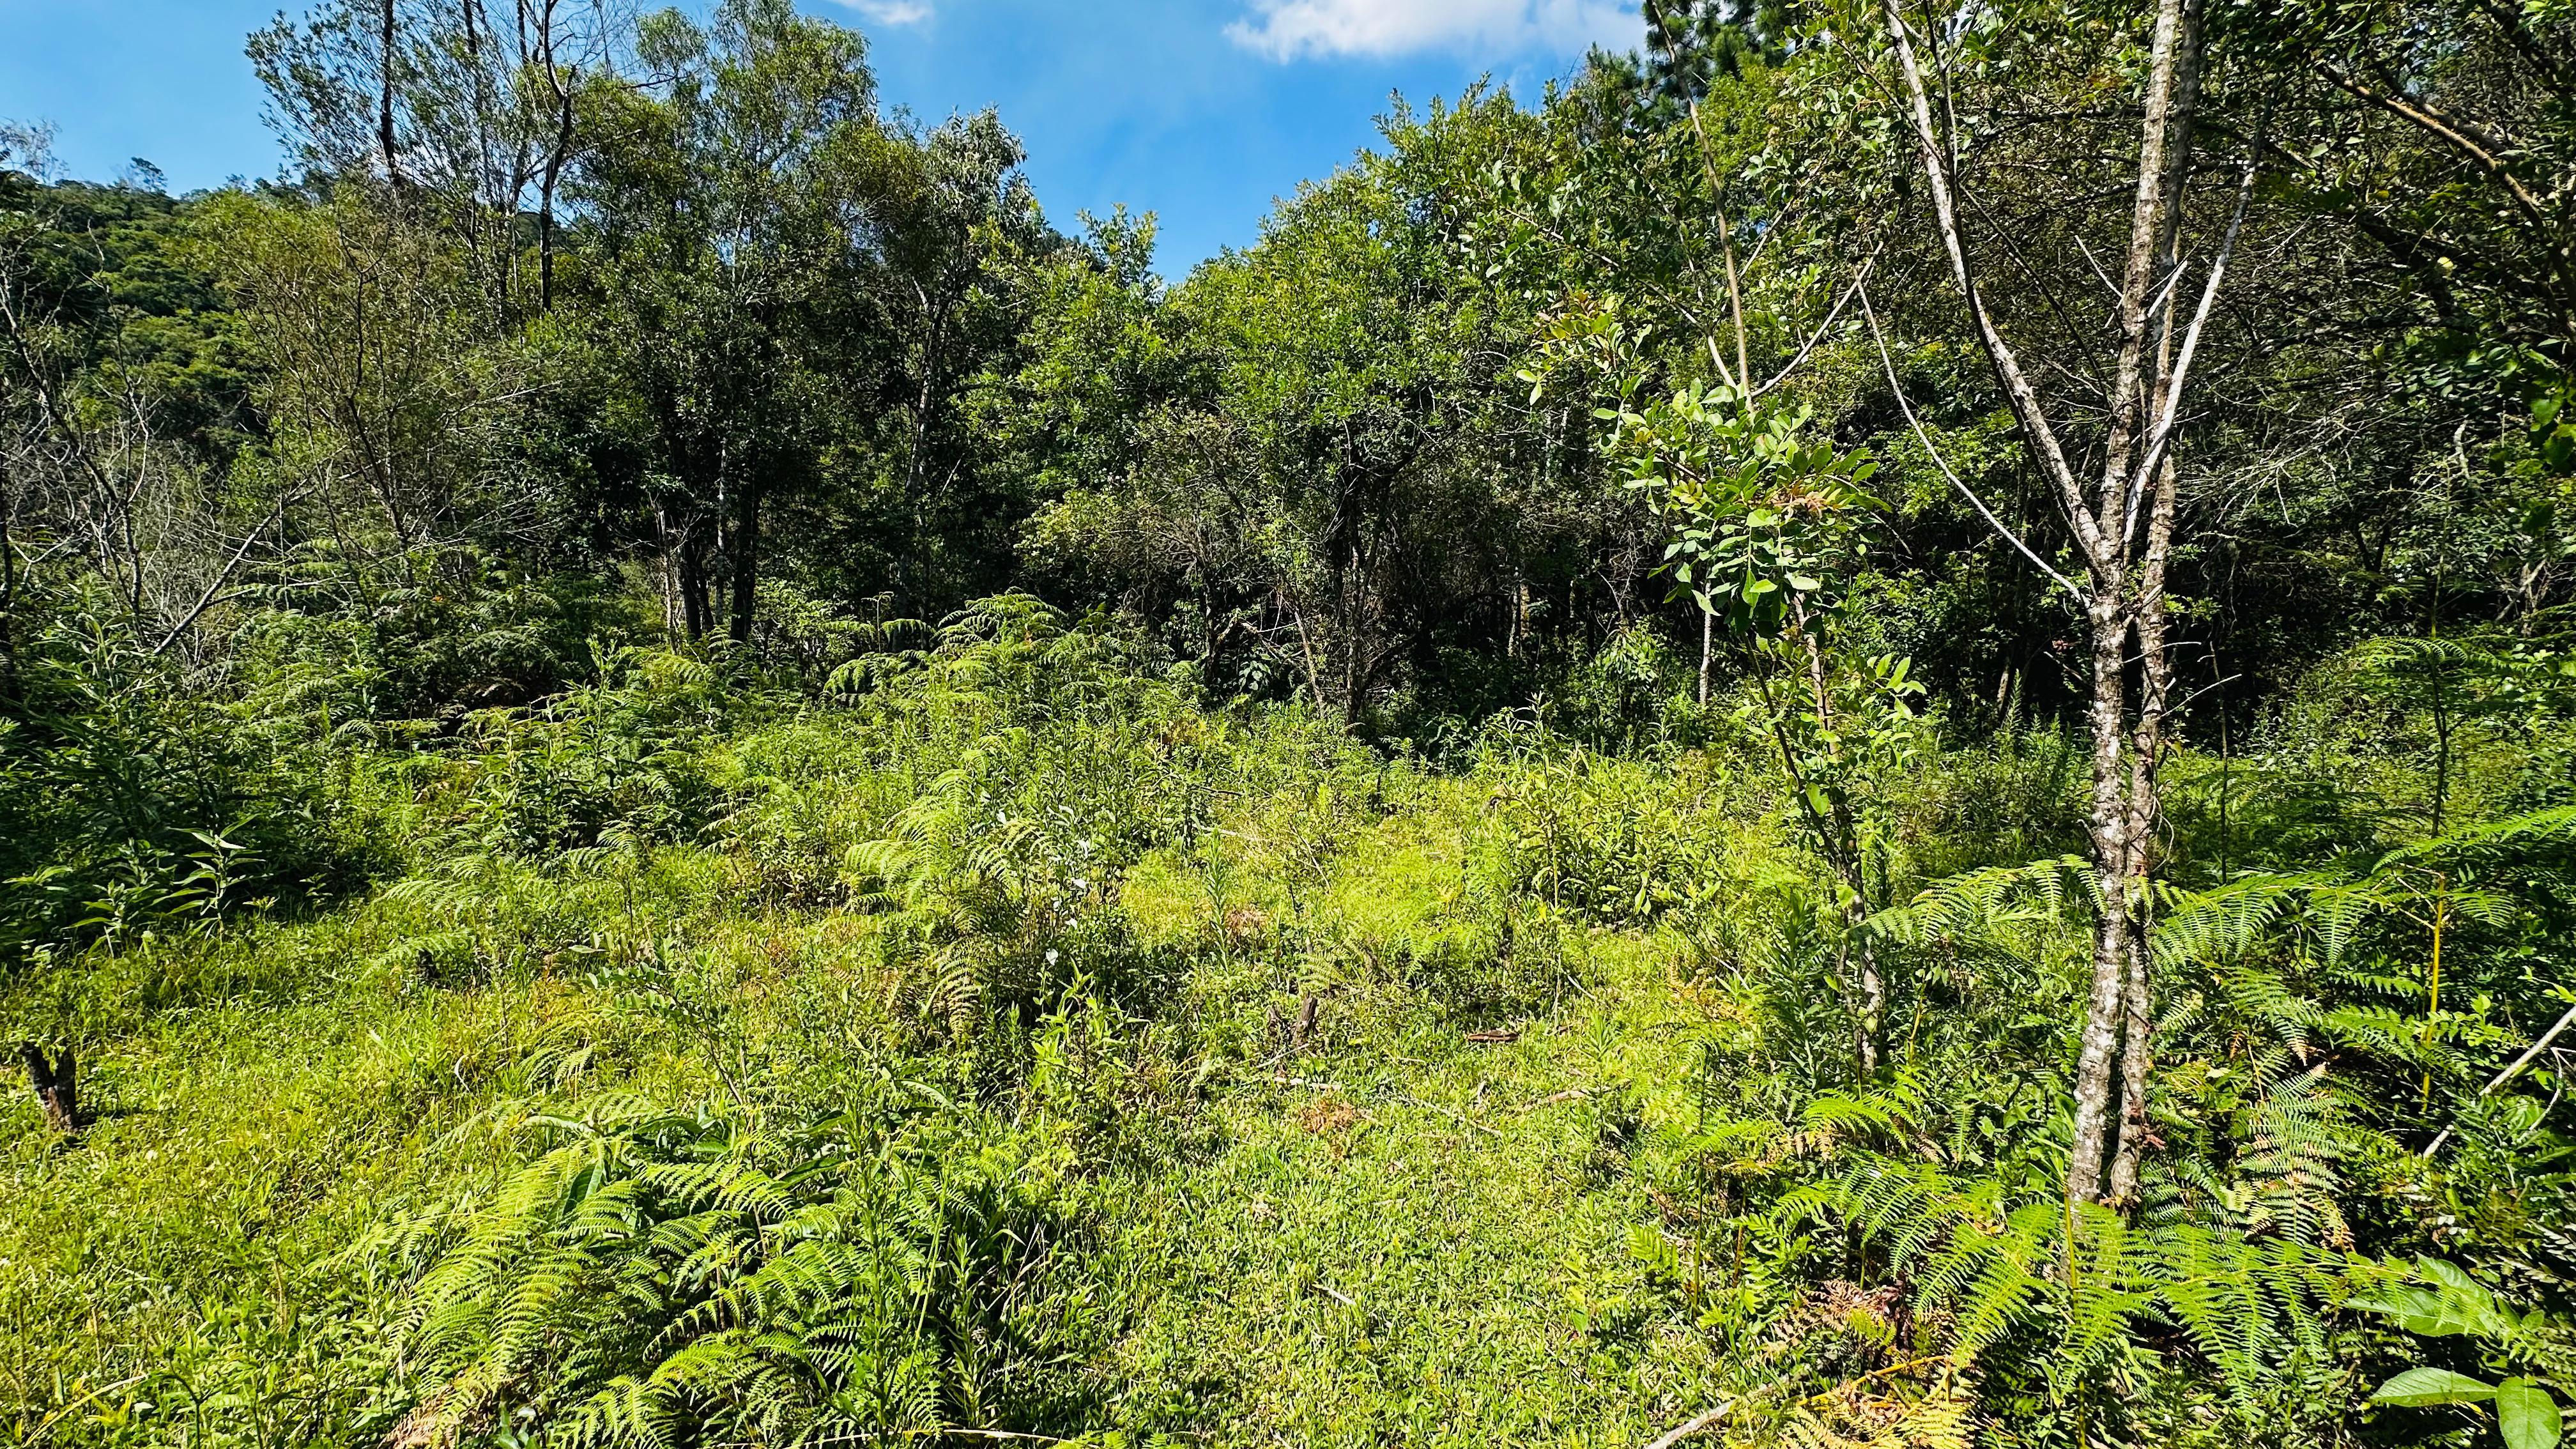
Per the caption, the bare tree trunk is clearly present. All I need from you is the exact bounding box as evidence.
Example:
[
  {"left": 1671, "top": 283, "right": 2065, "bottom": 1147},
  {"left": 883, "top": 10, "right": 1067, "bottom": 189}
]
[
  {"left": 1698, "top": 606, "right": 1712, "bottom": 707},
  {"left": 537, "top": 154, "right": 566, "bottom": 314},
  {"left": 0, "top": 497, "right": 17, "bottom": 707},
  {"left": 2069, "top": 596, "right": 2136, "bottom": 1200},
  {"left": 379, "top": 0, "right": 404, "bottom": 190},
  {"left": 535, "top": 0, "right": 574, "bottom": 314},
  {"left": 20, "top": 1042, "right": 77, "bottom": 1134},
  {"left": 1884, "top": 0, "right": 2225, "bottom": 1203},
  {"left": 728, "top": 477, "right": 758, "bottom": 647},
  {"left": 678, "top": 530, "right": 710, "bottom": 642},
  {"left": 1287, "top": 593, "right": 1330, "bottom": 714},
  {"left": 653, "top": 506, "right": 682, "bottom": 643},
  {"left": 2078, "top": 0, "right": 2200, "bottom": 1205},
  {"left": 2106, "top": 456, "right": 2179, "bottom": 1203}
]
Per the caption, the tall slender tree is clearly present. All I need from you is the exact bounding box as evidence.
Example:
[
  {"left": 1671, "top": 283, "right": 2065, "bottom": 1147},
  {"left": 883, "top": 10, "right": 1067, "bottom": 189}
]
[{"left": 1875, "top": 0, "right": 2259, "bottom": 1202}]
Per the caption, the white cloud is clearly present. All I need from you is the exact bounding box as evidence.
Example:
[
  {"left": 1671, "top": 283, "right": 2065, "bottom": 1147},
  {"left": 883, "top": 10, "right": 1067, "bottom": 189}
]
[
  {"left": 825, "top": 0, "right": 932, "bottom": 25},
  {"left": 1227, "top": 0, "right": 1634, "bottom": 60}
]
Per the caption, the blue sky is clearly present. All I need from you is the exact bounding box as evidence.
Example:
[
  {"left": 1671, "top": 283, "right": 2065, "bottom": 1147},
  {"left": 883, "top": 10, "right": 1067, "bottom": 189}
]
[{"left": 0, "top": 0, "right": 1644, "bottom": 272}]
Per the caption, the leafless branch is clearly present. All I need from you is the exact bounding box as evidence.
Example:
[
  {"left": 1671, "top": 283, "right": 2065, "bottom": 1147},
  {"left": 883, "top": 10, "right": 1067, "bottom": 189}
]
[{"left": 1862, "top": 286, "right": 2088, "bottom": 604}]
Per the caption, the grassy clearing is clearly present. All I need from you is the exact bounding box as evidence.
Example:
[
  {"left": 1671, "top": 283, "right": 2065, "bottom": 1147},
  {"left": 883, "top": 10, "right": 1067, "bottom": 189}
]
[
  {"left": 0, "top": 626, "right": 1769, "bottom": 1445},
  {"left": 3, "top": 618, "right": 2568, "bottom": 1446},
  {"left": 1101, "top": 939, "right": 1727, "bottom": 1445}
]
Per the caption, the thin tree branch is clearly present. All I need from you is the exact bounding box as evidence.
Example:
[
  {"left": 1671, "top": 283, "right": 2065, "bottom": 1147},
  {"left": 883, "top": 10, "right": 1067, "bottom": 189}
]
[
  {"left": 153, "top": 491, "right": 296, "bottom": 657},
  {"left": 1880, "top": 0, "right": 2099, "bottom": 556},
  {"left": 2424, "top": 999, "right": 2576, "bottom": 1156},
  {"left": 1862, "top": 286, "right": 2089, "bottom": 604},
  {"left": 1750, "top": 250, "right": 1880, "bottom": 401}
]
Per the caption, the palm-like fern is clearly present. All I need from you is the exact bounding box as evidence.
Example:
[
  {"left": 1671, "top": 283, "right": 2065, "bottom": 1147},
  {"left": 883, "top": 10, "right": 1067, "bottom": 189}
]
[
  {"left": 372, "top": 1100, "right": 1098, "bottom": 1446},
  {"left": 1745, "top": 805, "right": 2576, "bottom": 1430},
  {"left": 1779, "top": 1152, "right": 2358, "bottom": 1413}
]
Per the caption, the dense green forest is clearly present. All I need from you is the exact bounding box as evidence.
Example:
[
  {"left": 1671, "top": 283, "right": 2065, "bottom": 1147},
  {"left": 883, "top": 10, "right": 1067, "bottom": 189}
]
[{"left": 5, "top": 0, "right": 2576, "bottom": 1443}]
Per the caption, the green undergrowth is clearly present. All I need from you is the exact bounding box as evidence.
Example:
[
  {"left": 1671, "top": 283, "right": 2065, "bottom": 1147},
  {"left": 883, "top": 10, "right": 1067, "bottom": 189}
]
[
  {"left": 4, "top": 607, "right": 2572, "bottom": 1446},
  {"left": 0, "top": 612, "right": 1782, "bottom": 1446}
]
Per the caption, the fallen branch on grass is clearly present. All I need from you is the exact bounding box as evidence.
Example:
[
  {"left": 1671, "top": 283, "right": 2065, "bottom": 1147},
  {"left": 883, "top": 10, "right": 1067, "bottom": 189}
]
[
  {"left": 1643, "top": 1353, "right": 1963, "bottom": 1449},
  {"left": 1396, "top": 1094, "right": 1503, "bottom": 1137}
]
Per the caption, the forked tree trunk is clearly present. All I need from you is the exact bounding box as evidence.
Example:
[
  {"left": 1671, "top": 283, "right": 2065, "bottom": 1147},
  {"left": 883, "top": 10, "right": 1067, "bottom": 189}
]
[
  {"left": 1886, "top": 0, "right": 2242, "bottom": 1203},
  {"left": 2104, "top": 0, "right": 2206, "bottom": 1196}
]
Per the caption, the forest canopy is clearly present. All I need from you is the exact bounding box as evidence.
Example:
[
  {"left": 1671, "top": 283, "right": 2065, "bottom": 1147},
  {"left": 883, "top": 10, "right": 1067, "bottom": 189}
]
[{"left": 4, "top": 0, "right": 2576, "bottom": 1445}]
